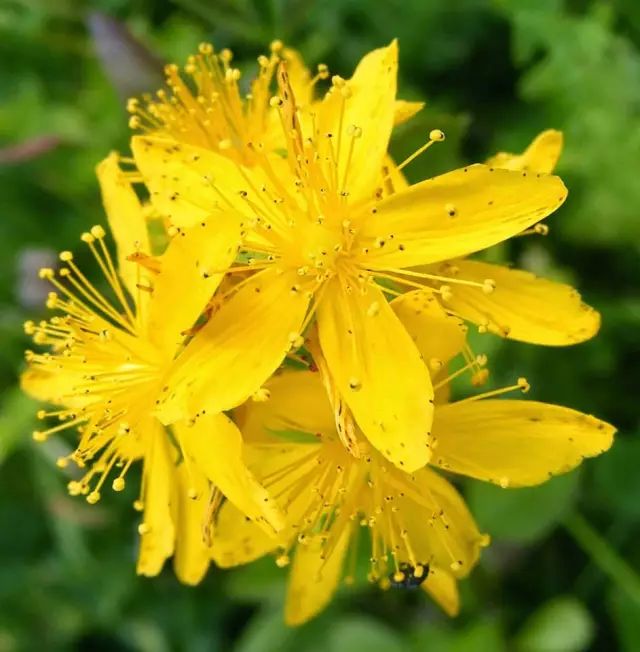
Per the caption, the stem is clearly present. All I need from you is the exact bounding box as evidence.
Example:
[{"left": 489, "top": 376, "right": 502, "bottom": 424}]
[{"left": 564, "top": 512, "right": 640, "bottom": 605}]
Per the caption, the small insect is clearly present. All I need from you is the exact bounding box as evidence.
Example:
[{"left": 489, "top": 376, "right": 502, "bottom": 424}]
[{"left": 388, "top": 562, "right": 430, "bottom": 589}]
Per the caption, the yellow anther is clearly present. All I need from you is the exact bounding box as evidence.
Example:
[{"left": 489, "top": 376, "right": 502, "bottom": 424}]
[
  {"left": 56, "top": 457, "right": 69, "bottom": 468},
  {"left": 90, "top": 225, "right": 106, "bottom": 239},
  {"left": 138, "top": 523, "right": 150, "bottom": 535},
  {"left": 499, "top": 477, "right": 510, "bottom": 488},
  {"left": 440, "top": 285, "right": 453, "bottom": 302},
  {"left": 393, "top": 571, "right": 405, "bottom": 582},
  {"left": 347, "top": 124, "right": 362, "bottom": 138},
  {"left": 80, "top": 232, "right": 94, "bottom": 243},
  {"left": 68, "top": 481, "right": 83, "bottom": 496},
  {"left": 317, "top": 63, "right": 329, "bottom": 79},
  {"left": 429, "top": 358, "right": 444, "bottom": 372},
  {"left": 59, "top": 251, "right": 73, "bottom": 262},
  {"left": 450, "top": 561, "right": 462, "bottom": 571},
  {"left": 517, "top": 377, "right": 530, "bottom": 393},
  {"left": 482, "top": 279, "right": 496, "bottom": 294},
  {"left": 226, "top": 68, "right": 241, "bottom": 82},
  {"left": 535, "top": 223, "right": 549, "bottom": 235},
  {"left": 126, "top": 98, "right": 139, "bottom": 112},
  {"left": 133, "top": 499, "right": 144, "bottom": 512},
  {"left": 252, "top": 387, "right": 271, "bottom": 402},
  {"left": 269, "top": 96, "right": 283, "bottom": 108},
  {"left": 275, "top": 553, "right": 290, "bottom": 568},
  {"left": 112, "top": 477, "right": 126, "bottom": 492},
  {"left": 32, "top": 431, "right": 46, "bottom": 443},
  {"left": 413, "top": 565, "right": 425, "bottom": 579},
  {"left": 288, "top": 332, "right": 304, "bottom": 349},
  {"left": 471, "top": 369, "right": 490, "bottom": 387},
  {"left": 218, "top": 139, "right": 232, "bottom": 150},
  {"left": 199, "top": 42, "right": 214, "bottom": 55},
  {"left": 429, "top": 129, "right": 445, "bottom": 142},
  {"left": 270, "top": 39, "right": 284, "bottom": 53},
  {"left": 86, "top": 491, "right": 101, "bottom": 504},
  {"left": 38, "top": 268, "right": 54, "bottom": 280},
  {"left": 128, "top": 116, "right": 141, "bottom": 129},
  {"left": 331, "top": 75, "right": 345, "bottom": 88}
]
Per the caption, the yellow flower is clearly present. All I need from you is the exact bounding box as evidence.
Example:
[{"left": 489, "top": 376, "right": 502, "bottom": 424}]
[
  {"left": 210, "top": 358, "right": 614, "bottom": 626},
  {"left": 133, "top": 42, "right": 568, "bottom": 474},
  {"left": 21, "top": 153, "right": 283, "bottom": 577},
  {"left": 127, "top": 40, "right": 423, "bottom": 166}
]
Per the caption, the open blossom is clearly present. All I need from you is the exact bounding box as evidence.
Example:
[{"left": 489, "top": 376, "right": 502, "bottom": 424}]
[
  {"left": 132, "top": 41, "right": 570, "bottom": 473},
  {"left": 209, "top": 342, "right": 614, "bottom": 625},
  {"left": 126, "top": 40, "right": 423, "bottom": 166},
  {"left": 21, "top": 154, "right": 283, "bottom": 578}
]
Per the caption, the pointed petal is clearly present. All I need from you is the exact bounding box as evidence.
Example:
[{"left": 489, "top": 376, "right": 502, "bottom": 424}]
[
  {"left": 239, "top": 370, "right": 335, "bottom": 442},
  {"left": 433, "top": 400, "right": 615, "bottom": 487},
  {"left": 174, "top": 412, "right": 285, "bottom": 535},
  {"left": 96, "top": 153, "right": 151, "bottom": 296},
  {"left": 436, "top": 259, "right": 600, "bottom": 345},
  {"left": 388, "top": 467, "right": 484, "bottom": 577},
  {"left": 156, "top": 267, "right": 311, "bottom": 423},
  {"left": 317, "top": 277, "right": 433, "bottom": 472},
  {"left": 211, "top": 501, "right": 279, "bottom": 568},
  {"left": 356, "top": 165, "right": 567, "bottom": 269},
  {"left": 487, "top": 130, "right": 563, "bottom": 174},
  {"left": 132, "top": 136, "right": 271, "bottom": 228},
  {"left": 148, "top": 214, "right": 242, "bottom": 354},
  {"left": 392, "top": 289, "right": 466, "bottom": 366},
  {"left": 285, "top": 529, "right": 351, "bottom": 626},
  {"left": 422, "top": 565, "right": 460, "bottom": 616},
  {"left": 317, "top": 42, "right": 398, "bottom": 203},
  {"left": 172, "top": 462, "right": 211, "bottom": 585},
  {"left": 393, "top": 100, "right": 425, "bottom": 126},
  {"left": 136, "top": 424, "right": 175, "bottom": 576}
]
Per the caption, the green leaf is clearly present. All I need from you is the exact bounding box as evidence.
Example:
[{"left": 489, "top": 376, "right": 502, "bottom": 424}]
[
  {"left": 515, "top": 596, "right": 595, "bottom": 652},
  {"left": 593, "top": 435, "right": 640, "bottom": 519},
  {"left": 0, "top": 388, "right": 37, "bottom": 465},
  {"left": 466, "top": 470, "right": 580, "bottom": 543},
  {"left": 327, "top": 616, "right": 406, "bottom": 652}
]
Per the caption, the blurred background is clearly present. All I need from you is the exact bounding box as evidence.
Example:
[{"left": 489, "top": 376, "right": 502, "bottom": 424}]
[{"left": 1, "top": 0, "right": 639, "bottom": 650}]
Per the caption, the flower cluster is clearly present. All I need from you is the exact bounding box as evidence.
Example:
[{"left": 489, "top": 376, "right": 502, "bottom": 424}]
[{"left": 22, "top": 40, "right": 614, "bottom": 624}]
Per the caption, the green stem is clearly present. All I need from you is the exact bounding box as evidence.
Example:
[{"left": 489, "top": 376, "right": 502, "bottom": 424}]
[{"left": 564, "top": 512, "right": 640, "bottom": 605}]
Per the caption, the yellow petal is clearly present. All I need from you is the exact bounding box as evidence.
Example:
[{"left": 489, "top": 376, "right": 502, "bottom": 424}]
[
  {"left": 281, "top": 48, "right": 312, "bottom": 106},
  {"left": 156, "top": 267, "right": 311, "bottom": 423},
  {"left": 317, "top": 277, "right": 433, "bottom": 472},
  {"left": 422, "top": 565, "right": 460, "bottom": 617},
  {"left": 285, "top": 529, "right": 351, "bottom": 626},
  {"left": 132, "top": 136, "right": 275, "bottom": 228},
  {"left": 393, "top": 99, "right": 425, "bottom": 126},
  {"left": 356, "top": 164, "right": 567, "bottom": 269},
  {"left": 174, "top": 412, "right": 285, "bottom": 535},
  {"left": 388, "top": 467, "right": 484, "bottom": 577},
  {"left": 435, "top": 259, "right": 600, "bottom": 345},
  {"left": 96, "top": 153, "right": 151, "bottom": 298},
  {"left": 137, "top": 424, "right": 175, "bottom": 576},
  {"left": 487, "top": 130, "right": 563, "bottom": 174},
  {"left": 433, "top": 399, "right": 615, "bottom": 487},
  {"left": 20, "top": 367, "right": 85, "bottom": 408},
  {"left": 392, "top": 289, "right": 466, "bottom": 366},
  {"left": 239, "top": 370, "right": 335, "bottom": 442},
  {"left": 211, "top": 501, "right": 279, "bottom": 568},
  {"left": 147, "top": 214, "right": 242, "bottom": 354},
  {"left": 317, "top": 41, "right": 398, "bottom": 203},
  {"left": 172, "top": 462, "right": 211, "bottom": 585}
]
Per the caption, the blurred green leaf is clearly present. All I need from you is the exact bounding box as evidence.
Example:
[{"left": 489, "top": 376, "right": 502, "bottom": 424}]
[
  {"left": 609, "top": 588, "right": 640, "bottom": 652},
  {"left": 593, "top": 435, "right": 640, "bottom": 519},
  {"left": 467, "top": 471, "right": 580, "bottom": 543},
  {"left": 327, "top": 616, "right": 406, "bottom": 652},
  {"left": 0, "top": 387, "right": 36, "bottom": 464},
  {"left": 515, "top": 596, "right": 595, "bottom": 652}
]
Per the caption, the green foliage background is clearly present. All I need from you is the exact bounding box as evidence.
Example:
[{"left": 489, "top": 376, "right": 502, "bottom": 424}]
[{"left": 0, "top": 0, "right": 639, "bottom": 650}]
